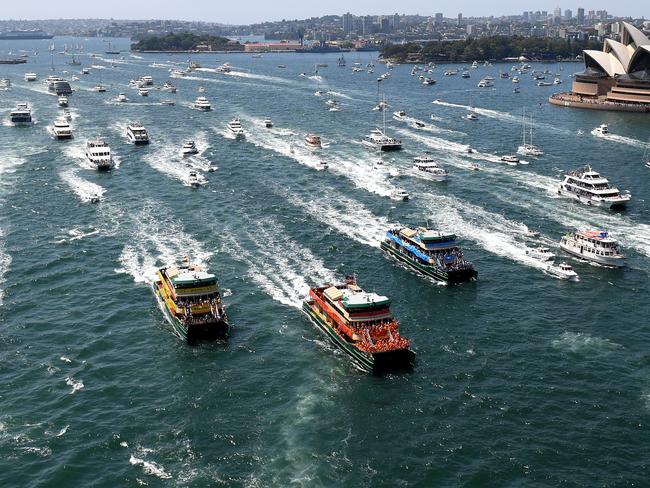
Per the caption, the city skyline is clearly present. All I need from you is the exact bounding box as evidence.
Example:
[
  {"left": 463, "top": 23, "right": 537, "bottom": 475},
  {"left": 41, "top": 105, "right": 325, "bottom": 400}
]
[{"left": 1, "top": 1, "right": 646, "bottom": 25}]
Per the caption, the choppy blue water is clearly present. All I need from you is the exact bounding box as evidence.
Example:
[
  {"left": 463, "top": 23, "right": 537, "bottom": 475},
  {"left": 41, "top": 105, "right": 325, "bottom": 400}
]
[{"left": 1, "top": 37, "right": 650, "bottom": 486}]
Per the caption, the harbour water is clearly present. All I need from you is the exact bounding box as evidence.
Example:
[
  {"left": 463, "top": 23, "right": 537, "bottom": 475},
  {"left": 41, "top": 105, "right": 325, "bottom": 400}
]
[{"left": 1, "top": 37, "right": 650, "bottom": 486}]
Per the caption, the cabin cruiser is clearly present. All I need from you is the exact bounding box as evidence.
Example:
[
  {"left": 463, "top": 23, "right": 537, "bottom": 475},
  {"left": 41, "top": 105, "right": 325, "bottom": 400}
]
[
  {"left": 413, "top": 155, "right": 448, "bottom": 181},
  {"left": 422, "top": 77, "right": 436, "bottom": 85},
  {"left": 162, "top": 82, "right": 177, "bottom": 93},
  {"left": 314, "top": 90, "right": 324, "bottom": 96},
  {"left": 24, "top": 72, "right": 37, "bottom": 82},
  {"left": 469, "top": 162, "right": 480, "bottom": 171},
  {"left": 62, "top": 109, "right": 72, "bottom": 121},
  {"left": 181, "top": 140, "right": 198, "bottom": 156},
  {"left": 393, "top": 110, "right": 407, "bottom": 120},
  {"left": 512, "top": 76, "right": 520, "bottom": 83},
  {"left": 477, "top": 78, "right": 493, "bottom": 88},
  {"left": 161, "top": 99, "right": 175, "bottom": 106},
  {"left": 138, "top": 88, "right": 148, "bottom": 97},
  {"left": 466, "top": 111, "right": 478, "bottom": 121},
  {"left": 194, "top": 97, "right": 211, "bottom": 111},
  {"left": 216, "top": 63, "right": 232, "bottom": 73},
  {"left": 594, "top": 124, "right": 609, "bottom": 135},
  {"left": 264, "top": 118, "right": 273, "bottom": 128},
  {"left": 391, "top": 189, "right": 410, "bottom": 201},
  {"left": 57, "top": 96, "right": 69, "bottom": 107},
  {"left": 500, "top": 154, "right": 520, "bottom": 165},
  {"left": 51, "top": 118, "right": 73, "bottom": 140},
  {"left": 326, "top": 99, "right": 338, "bottom": 108},
  {"left": 546, "top": 262, "right": 579, "bottom": 281},
  {"left": 557, "top": 165, "right": 630, "bottom": 208},
  {"left": 10, "top": 103, "right": 32, "bottom": 125},
  {"left": 139, "top": 75, "right": 153, "bottom": 86},
  {"left": 461, "top": 70, "right": 470, "bottom": 78},
  {"left": 560, "top": 229, "right": 626, "bottom": 267},
  {"left": 85, "top": 138, "right": 113, "bottom": 170},
  {"left": 553, "top": 77, "right": 562, "bottom": 85},
  {"left": 226, "top": 117, "right": 245, "bottom": 138},
  {"left": 116, "top": 93, "right": 128, "bottom": 103},
  {"left": 81, "top": 68, "right": 90, "bottom": 75},
  {"left": 47, "top": 76, "right": 73, "bottom": 95},
  {"left": 537, "top": 81, "right": 553, "bottom": 86},
  {"left": 362, "top": 129, "right": 402, "bottom": 151},
  {"left": 188, "top": 170, "right": 200, "bottom": 187},
  {"left": 126, "top": 122, "right": 150, "bottom": 145},
  {"left": 526, "top": 247, "right": 555, "bottom": 261},
  {"left": 305, "top": 134, "right": 322, "bottom": 148},
  {"left": 94, "top": 84, "right": 107, "bottom": 92},
  {"left": 372, "top": 100, "right": 389, "bottom": 111},
  {"left": 170, "top": 69, "right": 186, "bottom": 78}
]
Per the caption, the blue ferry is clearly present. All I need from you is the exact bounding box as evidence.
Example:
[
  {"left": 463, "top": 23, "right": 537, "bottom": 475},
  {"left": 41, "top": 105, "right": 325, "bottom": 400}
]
[{"left": 381, "top": 227, "right": 477, "bottom": 284}]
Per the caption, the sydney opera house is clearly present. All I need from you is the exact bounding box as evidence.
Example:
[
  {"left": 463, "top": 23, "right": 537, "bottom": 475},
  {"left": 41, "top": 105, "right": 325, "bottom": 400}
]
[{"left": 550, "top": 22, "right": 650, "bottom": 112}]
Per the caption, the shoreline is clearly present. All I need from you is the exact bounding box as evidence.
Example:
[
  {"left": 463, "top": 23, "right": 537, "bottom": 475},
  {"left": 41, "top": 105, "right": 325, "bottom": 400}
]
[{"left": 548, "top": 92, "right": 650, "bottom": 113}]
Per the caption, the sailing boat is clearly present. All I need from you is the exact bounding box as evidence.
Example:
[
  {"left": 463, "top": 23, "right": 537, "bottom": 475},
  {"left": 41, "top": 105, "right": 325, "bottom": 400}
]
[
  {"left": 517, "top": 108, "right": 543, "bottom": 157},
  {"left": 68, "top": 54, "right": 81, "bottom": 66},
  {"left": 362, "top": 94, "right": 402, "bottom": 151},
  {"left": 105, "top": 40, "right": 120, "bottom": 55}
]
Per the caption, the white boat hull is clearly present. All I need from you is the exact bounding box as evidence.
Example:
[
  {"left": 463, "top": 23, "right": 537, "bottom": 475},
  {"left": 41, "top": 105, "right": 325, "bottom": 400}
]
[
  {"left": 557, "top": 187, "right": 629, "bottom": 208},
  {"left": 560, "top": 242, "right": 626, "bottom": 267}
]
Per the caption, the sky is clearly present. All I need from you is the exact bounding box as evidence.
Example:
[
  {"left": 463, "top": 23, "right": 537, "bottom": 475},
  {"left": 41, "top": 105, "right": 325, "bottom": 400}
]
[{"left": 1, "top": 1, "right": 644, "bottom": 25}]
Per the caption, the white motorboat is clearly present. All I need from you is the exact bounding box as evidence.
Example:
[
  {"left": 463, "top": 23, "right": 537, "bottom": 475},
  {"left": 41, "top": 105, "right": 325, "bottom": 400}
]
[
  {"left": 560, "top": 229, "right": 626, "bottom": 267},
  {"left": 422, "top": 77, "right": 436, "bottom": 85},
  {"left": 161, "top": 100, "right": 175, "bottom": 106},
  {"left": 362, "top": 129, "right": 402, "bottom": 151},
  {"left": 314, "top": 90, "right": 324, "bottom": 96},
  {"left": 553, "top": 77, "right": 562, "bottom": 85},
  {"left": 477, "top": 78, "right": 493, "bottom": 88},
  {"left": 329, "top": 105, "right": 341, "bottom": 112},
  {"left": 51, "top": 118, "right": 73, "bottom": 140},
  {"left": 466, "top": 111, "right": 478, "bottom": 121},
  {"left": 58, "top": 96, "right": 69, "bottom": 107},
  {"left": 393, "top": 110, "right": 406, "bottom": 120},
  {"left": 24, "top": 72, "right": 37, "bottom": 82},
  {"left": 594, "top": 124, "right": 609, "bottom": 135},
  {"left": 181, "top": 140, "right": 199, "bottom": 156},
  {"left": 140, "top": 75, "right": 153, "bottom": 86},
  {"left": 469, "top": 162, "right": 480, "bottom": 171},
  {"left": 10, "top": 102, "right": 32, "bottom": 125},
  {"left": 188, "top": 170, "right": 200, "bottom": 187},
  {"left": 138, "top": 88, "right": 149, "bottom": 96},
  {"left": 391, "top": 189, "right": 410, "bottom": 201},
  {"left": 62, "top": 109, "right": 72, "bottom": 121},
  {"left": 94, "top": 84, "right": 107, "bottom": 92},
  {"left": 512, "top": 76, "right": 520, "bottom": 83},
  {"left": 546, "top": 262, "right": 579, "bottom": 281},
  {"left": 162, "top": 82, "right": 177, "bottom": 93},
  {"left": 126, "top": 122, "right": 150, "bottom": 145},
  {"left": 526, "top": 247, "right": 555, "bottom": 261},
  {"left": 264, "top": 118, "right": 273, "bottom": 128},
  {"left": 226, "top": 117, "right": 245, "bottom": 138},
  {"left": 461, "top": 71, "right": 470, "bottom": 78},
  {"left": 413, "top": 155, "right": 448, "bottom": 181},
  {"left": 116, "top": 93, "right": 128, "bottom": 103},
  {"left": 557, "top": 165, "right": 630, "bottom": 208},
  {"left": 216, "top": 63, "right": 232, "bottom": 73},
  {"left": 194, "top": 97, "right": 211, "bottom": 111},
  {"left": 305, "top": 134, "right": 322, "bottom": 148},
  {"left": 500, "top": 154, "right": 520, "bottom": 165},
  {"left": 81, "top": 68, "right": 90, "bottom": 75},
  {"left": 85, "top": 138, "right": 113, "bottom": 170}
]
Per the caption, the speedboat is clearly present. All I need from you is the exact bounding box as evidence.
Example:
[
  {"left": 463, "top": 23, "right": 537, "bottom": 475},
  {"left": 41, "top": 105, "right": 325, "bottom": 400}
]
[
  {"left": 500, "top": 154, "right": 520, "bottom": 165},
  {"left": 560, "top": 229, "right": 626, "bottom": 267},
  {"left": 422, "top": 77, "right": 436, "bottom": 85},
  {"left": 362, "top": 129, "right": 402, "bottom": 151},
  {"left": 24, "top": 72, "right": 37, "bottom": 82},
  {"left": 170, "top": 69, "right": 186, "bottom": 78},
  {"left": 161, "top": 99, "right": 175, "bottom": 106},
  {"left": 81, "top": 68, "right": 90, "bottom": 75},
  {"left": 51, "top": 118, "right": 73, "bottom": 140},
  {"left": 182, "top": 140, "right": 199, "bottom": 156},
  {"left": 126, "top": 122, "right": 150, "bottom": 145},
  {"left": 391, "top": 189, "right": 410, "bottom": 201},
  {"left": 10, "top": 103, "right": 32, "bottom": 125},
  {"left": 85, "top": 138, "right": 113, "bottom": 170},
  {"left": 90, "top": 194, "right": 101, "bottom": 204},
  {"left": 513, "top": 87, "right": 521, "bottom": 94},
  {"left": 594, "top": 124, "right": 609, "bottom": 135},
  {"left": 537, "top": 81, "right": 553, "bottom": 87},
  {"left": 140, "top": 75, "right": 153, "bottom": 86},
  {"left": 553, "top": 77, "right": 562, "bottom": 85},
  {"left": 305, "top": 134, "right": 322, "bottom": 148},
  {"left": 469, "top": 162, "right": 480, "bottom": 171},
  {"left": 393, "top": 110, "right": 406, "bottom": 120},
  {"left": 116, "top": 93, "right": 128, "bottom": 102},
  {"left": 194, "top": 97, "right": 211, "bottom": 111},
  {"left": 314, "top": 90, "right": 324, "bottom": 96},
  {"left": 413, "top": 155, "right": 448, "bottom": 181},
  {"left": 461, "top": 71, "right": 470, "bottom": 78},
  {"left": 162, "top": 82, "right": 177, "bottom": 93},
  {"left": 546, "top": 262, "right": 579, "bottom": 281},
  {"left": 94, "top": 84, "right": 107, "bottom": 92},
  {"left": 188, "top": 170, "right": 200, "bottom": 188},
  {"left": 557, "top": 166, "right": 630, "bottom": 208},
  {"left": 526, "top": 247, "right": 555, "bottom": 261},
  {"left": 466, "top": 112, "right": 478, "bottom": 121},
  {"left": 58, "top": 96, "right": 69, "bottom": 107},
  {"left": 329, "top": 105, "right": 341, "bottom": 112},
  {"left": 62, "top": 109, "right": 72, "bottom": 121},
  {"left": 264, "top": 118, "right": 273, "bottom": 128},
  {"left": 216, "top": 63, "right": 232, "bottom": 73},
  {"left": 226, "top": 117, "right": 245, "bottom": 138},
  {"left": 512, "top": 76, "right": 520, "bottom": 83},
  {"left": 138, "top": 88, "right": 149, "bottom": 97},
  {"left": 477, "top": 78, "right": 493, "bottom": 88}
]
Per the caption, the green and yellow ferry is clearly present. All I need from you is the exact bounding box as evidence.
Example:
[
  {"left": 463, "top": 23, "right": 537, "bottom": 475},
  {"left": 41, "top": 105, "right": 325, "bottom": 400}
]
[
  {"left": 381, "top": 226, "right": 477, "bottom": 284},
  {"left": 153, "top": 257, "right": 228, "bottom": 343},
  {"left": 303, "top": 276, "right": 415, "bottom": 373}
]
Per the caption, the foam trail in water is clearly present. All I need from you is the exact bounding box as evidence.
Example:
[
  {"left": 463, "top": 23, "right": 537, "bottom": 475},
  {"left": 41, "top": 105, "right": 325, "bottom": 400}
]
[
  {"left": 0, "top": 228, "right": 10, "bottom": 306},
  {"left": 590, "top": 129, "right": 650, "bottom": 149},
  {"left": 143, "top": 144, "right": 207, "bottom": 187},
  {"left": 59, "top": 167, "right": 106, "bottom": 203},
  {"left": 222, "top": 218, "right": 338, "bottom": 308}
]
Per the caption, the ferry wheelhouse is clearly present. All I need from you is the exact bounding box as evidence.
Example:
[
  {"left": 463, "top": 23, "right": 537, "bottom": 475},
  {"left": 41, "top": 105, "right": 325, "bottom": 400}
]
[
  {"left": 303, "top": 277, "right": 415, "bottom": 373},
  {"left": 10, "top": 103, "right": 32, "bottom": 125},
  {"left": 559, "top": 229, "right": 626, "bottom": 267},
  {"left": 557, "top": 165, "right": 630, "bottom": 208},
  {"left": 381, "top": 227, "right": 477, "bottom": 283},
  {"left": 153, "top": 258, "right": 228, "bottom": 343}
]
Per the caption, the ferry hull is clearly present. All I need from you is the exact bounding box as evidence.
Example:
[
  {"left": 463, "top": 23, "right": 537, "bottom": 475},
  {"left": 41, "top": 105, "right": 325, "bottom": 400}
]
[
  {"left": 153, "top": 286, "right": 228, "bottom": 344},
  {"left": 302, "top": 301, "right": 414, "bottom": 374},
  {"left": 559, "top": 244, "right": 626, "bottom": 268},
  {"left": 381, "top": 240, "right": 477, "bottom": 284},
  {"left": 557, "top": 188, "right": 629, "bottom": 209}
]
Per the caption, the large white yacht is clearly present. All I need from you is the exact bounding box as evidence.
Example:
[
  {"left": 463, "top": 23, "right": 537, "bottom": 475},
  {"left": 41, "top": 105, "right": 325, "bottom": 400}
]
[
  {"left": 557, "top": 166, "right": 630, "bottom": 208},
  {"left": 594, "top": 124, "right": 609, "bottom": 135},
  {"left": 194, "top": 97, "right": 211, "bottom": 111},
  {"left": 477, "top": 78, "right": 494, "bottom": 88},
  {"left": 181, "top": 140, "right": 198, "bottom": 156},
  {"left": 362, "top": 129, "right": 402, "bottom": 151},
  {"left": 413, "top": 155, "right": 448, "bottom": 181},
  {"left": 305, "top": 134, "right": 322, "bottom": 148},
  {"left": 560, "top": 229, "right": 626, "bottom": 267},
  {"left": 140, "top": 75, "right": 153, "bottom": 86},
  {"left": 216, "top": 63, "right": 232, "bottom": 73},
  {"left": 116, "top": 93, "right": 128, "bottom": 103},
  {"left": 526, "top": 247, "right": 555, "bottom": 261},
  {"left": 10, "top": 103, "right": 32, "bottom": 125},
  {"left": 162, "top": 82, "right": 177, "bottom": 93},
  {"left": 24, "top": 72, "right": 37, "bottom": 82},
  {"left": 85, "top": 139, "right": 114, "bottom": 170},
  {"left": 545, "top": 262, "right": 579, "bottom": 281},
  {"left": 51, "top": 118, "right": 73, "bottom": 140},
  {"left": 126, "top": 122, "right": 150, "bottom": 145},
  {"left": 226, "top": 118, "right": 245, "bottom": 138}
]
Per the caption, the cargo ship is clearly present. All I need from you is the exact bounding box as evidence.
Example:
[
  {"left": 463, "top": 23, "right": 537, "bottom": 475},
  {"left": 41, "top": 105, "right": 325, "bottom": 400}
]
[
  {"left": 303, "top": 276, "right": 415, "bottom": 373},
  {"left": 153, "top": 257, "right": 228, "bottom": 343},
  {"left": 381, "top": 227, "right": 477, "bottom": 284}
]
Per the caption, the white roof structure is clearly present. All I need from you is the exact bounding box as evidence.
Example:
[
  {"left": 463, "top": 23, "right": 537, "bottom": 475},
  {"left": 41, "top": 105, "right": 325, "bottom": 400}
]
[{"left": 581, "top": 23, "right": 650, "bottom": 79}]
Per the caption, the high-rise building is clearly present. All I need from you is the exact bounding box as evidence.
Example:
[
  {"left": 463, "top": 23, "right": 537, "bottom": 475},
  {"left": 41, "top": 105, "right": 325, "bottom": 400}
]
[
  {"left": 435, "top": 13, "right": 443, "bottom": 26},
  {"left": 523, "top": 11, "right": 529, "bottom": 21},
  {"left": 457, "top": 13, "right": 463, "bottom": 26},
  {"left": 392, "top": 13, "right": 400, "bottom": 30},
  {"left": 554, "top": 7, "right": 562, "bottom": 19},
  {"left": 577, "top": 8, "right": 585, "bottom": 25},
  {"left": 467, "top": 24, "right": 474, "bottom": 36},
  {"left": 565, "top": 9, "right": 572, "bottom": 20},
  {"left": 342, "top": 12, "right": 353, "bottom": 34}
]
